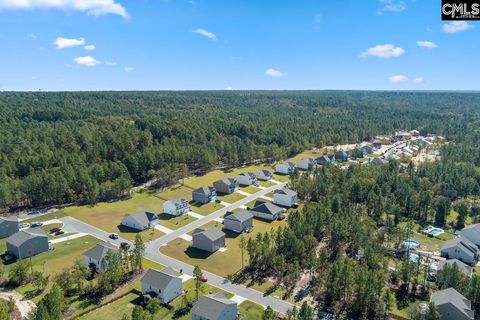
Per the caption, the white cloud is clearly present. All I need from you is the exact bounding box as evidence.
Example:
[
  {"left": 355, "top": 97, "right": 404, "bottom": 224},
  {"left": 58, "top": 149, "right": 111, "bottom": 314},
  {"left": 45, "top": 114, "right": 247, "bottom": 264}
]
[
  {"left": 377, "top": 0, "right": 406, "bottom": 14},
  {"left": 265, "top": 68, "right": 286, "bottom": 78},
  {"left": 361, "top": 44, "right": 405, "bottom": 59},
  {"left": 192, "top": 28, "right": 218, "bottom": 41},
  {"left": 28, "top": 33, "right": 36, "bottom": 39},
  {"left": 73, "top": 56, "right": 100, "bottom": 67},
  {"left": 413, "top": 77, "right": 424, "bottom": 84},
  {"left": 54, "top": 37, "right": 85, "bottom": 49},
  {"left": 443, "top": 21, "right": 473, "bottom": 33},
  {"left": 124, "top": 66, "right": 134, "bottom": 72},
  {"left": 416, "top": 41, "right": 437, "bottom": 48},
  {"left": 225, "top": 86, "right": 233, "bottom": 90},
  {"left": 388, "top": 75, "right": 408, "bottom": 83},
  {"left": 105, "top": 61, "right": 117, "bottom": 66},
  {"left": 84, "top": 44, "right": 96, "bottom": 51},
  {"left": 0, "top": 0, "right": 128, "bottom": 18}
]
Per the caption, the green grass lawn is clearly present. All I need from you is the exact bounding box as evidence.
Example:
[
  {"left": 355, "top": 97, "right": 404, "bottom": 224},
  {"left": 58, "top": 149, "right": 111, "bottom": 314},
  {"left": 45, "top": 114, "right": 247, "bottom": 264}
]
[
  {"left": 158, "top": 213, "right": 197, "bottom": 230},
  {"left": 155, "top": 185, "right": 194, "bottom": 201},
  {"left": 272, "top": 173, "right": 290, "bottom": 182},
  {"left": 217, "top": 192, "right": 246, "bottom": 204},
  {"left": 239, "top": 301, "right": 264, "bottom": 319},
  {"left": 241, "top": 186, "right": 261, "bottom": 194},
  {"left": 257, "top": 180, "right": 276, "bottom": 187},
  {"left": 162, "top": 218, "right": 286, "bottom": 277},
  {"left": 79, "top": 292, "right": 139, "bottom": 320},
  {"left": 286, "top": 148, "right": 324, "bottom": 163},
  {"left": 411, "top": 232, "right": 454, "bottom": 253},
  {"left": 190, "top": 201, "right": 224, "bottom": 216}
]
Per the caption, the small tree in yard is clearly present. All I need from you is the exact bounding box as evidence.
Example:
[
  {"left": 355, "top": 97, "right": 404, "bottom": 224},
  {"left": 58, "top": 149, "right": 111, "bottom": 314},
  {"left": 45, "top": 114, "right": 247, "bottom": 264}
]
[
  {"left": 132, "top": 234, "right": 145, "bottom": 273},
  {"left": 31, "top": 270, "right": 49, "bottom": 293},
  {"left": 238, "top": 234, "right": 247, "bottom": 269},
  {"left": 8, "top": 260, "right": 31, "bottom": 286},
  {"left": 193, "top": 265, "right": 204, "bottom": 301},
  {"left": 146, "top": 297, "right": 161, "bottom": 314},
  {"left": 262, "top": 306, "right": 277, "bottom": 320}
]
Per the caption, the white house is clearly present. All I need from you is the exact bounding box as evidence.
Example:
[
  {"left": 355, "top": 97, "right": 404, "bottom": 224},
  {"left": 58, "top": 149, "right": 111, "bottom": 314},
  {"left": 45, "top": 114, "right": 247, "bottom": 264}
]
[
  {"left": 275, "top": 162, "right": 296, "bottom": 175},
  {"left": 460, "top": 224, "right": 480, "bottom": 246},
  {"left": 235, "top": 172, "right": 257, "bottom": 186},
  {"left": 163, "top": 197, "right": 190, "bottom": 216},
  {"left": 83, "top": 242, "right": 118, "bottom": 271},
  {"left": 141, "top": 268, "right": 183, "bottom": 304},
  {"left": 273, "top": 188, "right": 298, "bottom": 208},
  {"left": 121, "top": 211, "right": 159, "bottom": 231}
]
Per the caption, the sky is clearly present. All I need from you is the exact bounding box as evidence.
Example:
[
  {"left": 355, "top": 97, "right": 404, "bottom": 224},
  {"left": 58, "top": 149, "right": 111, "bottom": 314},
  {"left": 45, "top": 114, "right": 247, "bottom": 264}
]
[{"left": 0, "top": 0, "right": 478, "bottom": 91}]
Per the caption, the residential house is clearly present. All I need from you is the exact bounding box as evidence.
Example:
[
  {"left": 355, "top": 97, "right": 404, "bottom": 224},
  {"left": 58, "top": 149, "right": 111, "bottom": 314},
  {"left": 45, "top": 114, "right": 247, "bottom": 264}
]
[
  {"left": 163, "top": 197, "right": 190, "bottom": 216},
  {"left": 192, "top": 227, "right": 226, "bottom": 253},
  {"left": 363, "top": 145, "right": 374, "bottom": 154},
  {"left": 141, "top": 268, "right": 183, "bottom": 304},
  {"left": 355, "top": 148, "right": 367, "bottom": 158},
  {"left": 235, "top": 172, "right": 257, "bottom": 186},
  {"left": 192, "top": 292, "right": 238, "bottom": 320},
  {"left": 440, "top": 237, "right": 479, "bottom": 265},
  {"left": 83, "top": 242, "right": 118, "bottom": 271},
  {"left": 388, "top": 154, "right": 401, "bottom": 161},
  {"left": 223, "top": 210, "right": 253, "bottom": 233},
  {"left": 275, "top": 162, "right": 296, "bottom": 175},
  {"left": 249, "top": 201, "right": 285, "bottom": 221},
  {"left": 317, "top": 155, "right": 333, "bottom": 165},
  {"left": 255, "top": 169, "right": 273, "bottom": 181},
  {"left": 394, "top": 131, "right": 412, "bottom": 141},
  {"left": 334, "top": 151, "right": 350, "bottom": 162},
  {"left": 296, "top": 158, "right": 317, "bottom": 170},
  {"left": 6, "top": 229, "right": 49, "bottom": 260},
  {"left": 371, "top": 158, "right": 389, "bottom": 166},
  {"left": 437, "top": 259, "right": 473, "bottom": 278},
  {"left": 273, "top": 188, "right": 298, "bottom": 208},
  {"left": 0, "top": 217, "right": 19, "bottom": 239},
  {"left": 410, "top": 129, "right": 420, "bottom": 136},
  {"left": 213, "top": 178, "right": 239, "bottom": 194},
  {"left": 192, "top": 186, "right": 217, "bottom": 204},
  {"left": 459, "top": 224, "right": 480, "bottom": 246},
  {"left": 121, "top": 211, "right": 159, "bottom": 230},
  {"left": 430, "top": 287, "right": 474, "bottom": 320}
]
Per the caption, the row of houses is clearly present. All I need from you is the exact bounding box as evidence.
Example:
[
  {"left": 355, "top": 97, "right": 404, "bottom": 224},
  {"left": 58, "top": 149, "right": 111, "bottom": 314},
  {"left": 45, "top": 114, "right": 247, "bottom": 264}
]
[{"left": 275, "top": 152, "right": 356, "bottom": 175}]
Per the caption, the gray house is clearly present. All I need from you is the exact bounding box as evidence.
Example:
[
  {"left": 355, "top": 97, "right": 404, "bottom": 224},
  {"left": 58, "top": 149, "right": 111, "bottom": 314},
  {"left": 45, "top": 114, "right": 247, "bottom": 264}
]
[
  {"left": 121, "top": 211, "right": 159, "bottom": 230},
  {"left": 459, "top": 223, "right": 480, "bottom": 247},
  {"left": 83, "top": 242, "right": 118, "bottom": 271},
  {"left": 249, "top": 201, "right": 285, "bottom": 221},
  {"left": 255, "top": 169, "right": 273, "bottom": 181},
  {"left": 236, "top": 172, "right": 257, "bottom": 186},
  {"left": 192, "top": 227, "right": 226, "bottom": 253},
  {"left": 192, "top": 292, "right": 238, "bottom": 320},
  {"left": 296, "top": 158, "right": 317, "bottom": 170},
  {"left": 334, "top": 151, "right": 350, "bottom": 162},
  {"left": 192, "top": 186, "right": 217, "bottom": 204},
  {"left": 437, "top": 259, "right": 473, "bottom": 278},
  {"left": 430, "top": 287, "right": 474, "bottom": 320},
  {"left": 0, "top": 217, "right": 19, "bottom": 239},
  {"left": 317, "top": 155, "right": 333, "bottom": 165},
  {"left": 213, "top": 178, "right": 239, "bottom": 194},
  {"left": 223, "top": 210, "right": 253, "bottom": 233},
  {"left": 141, "top": 268, "right": 183, "bottom": 304},
  {"left": 6, "top": 229, "right": 50, "bottom": 260},
  {"left": 163, "top": 197, "right": 190, "bottom": 216},
  {"left": 355, "top": 148, "right": 367, "bottom": 158},
  {"left": 371, "top": 158, "right": 388, "bottom": 166},
  {"left": 441, "top": 237, "right": 479, "bottom": 264}
]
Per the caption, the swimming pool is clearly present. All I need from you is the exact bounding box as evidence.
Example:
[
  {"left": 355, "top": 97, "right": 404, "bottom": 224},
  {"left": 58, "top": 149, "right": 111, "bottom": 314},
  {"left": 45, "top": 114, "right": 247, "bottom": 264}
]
[
  {"left": 427, "top": 228, "right": 444, "bottom": 236},
  {"left": 409, "top": 253, "right": 419, "bottom": 263},
  {"left": 403, "top": 239, "right": 420, "bottom": 249}
]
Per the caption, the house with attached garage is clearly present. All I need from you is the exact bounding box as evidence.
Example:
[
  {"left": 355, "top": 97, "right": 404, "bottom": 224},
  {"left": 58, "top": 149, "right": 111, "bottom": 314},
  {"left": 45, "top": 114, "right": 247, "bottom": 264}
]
[
  {"left": 317, "top": 155, "right": 333, "bottom": 165},
  {"left": 437, "top": 259, "right": 473, "bottom": 278},
  {"left": 249, "top": 200, "right": 285, "bottom": 221},
  {"left": 430, "top": 287, "right": 475, "bottom": 320},
  {"left": 6, "top": 229, "right": 50, "bottom": 260},
  {"left": 255, "top": 169, "right": 273, "bottom": 181},
  {"left": 273, "top": 188, "right": 298, "bottom": 208},
  {"left": 275, "top": 162, "right": 296, "bottom": 175},
  {"left": 192, "top": 227, "right": 226, "bottom": 253},
  {"left": 213, "top": 178, "right": 239, "bottom": 194},
  {"left": 371, "top": 158, "right": 389, "bottom": 166},
  {"left": 192, "top": 186, "right": 217, "bottom": 204},
  {"left": 459, "top": 224, "right": 480, "bottom": 246},
  {"left": 141, "top": 268, "right": 183, "bottom": 304},
  {"left": 0, "top": 217, "right": 19, "bottom": 239},
  {"left": 223, "top": 210, "right": 253, "bottom": 233},
  {"left": 355, "top": 148, "right": 368, "bottom": 158},
  {"left": 163, "top": 197, "right": 190, "bottom": 216},
  {"left": 334, "top": 151, "right": 350, "bottom": 162},
  {"left": 296, "top": 158, "right": 317, "bottom": 170},
  {"left": 192, "top": 292, "right": 238, "bottom": 320},
  {"left": 440, "top": 237, "right": 479, "bottom": 265},
  {"left": 83, "top": 242, "right": 118, "bottom": 272},
  {"left": 121, "top": 211, "right": 159, "bottom": 230},
  {"left": 235, "top": 172, "right": 257, "bottom": 186}
]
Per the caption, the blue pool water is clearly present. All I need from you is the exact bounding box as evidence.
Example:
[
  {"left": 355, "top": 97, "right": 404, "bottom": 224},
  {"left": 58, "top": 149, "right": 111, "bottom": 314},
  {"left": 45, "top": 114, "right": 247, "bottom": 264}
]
[
  {"left": 403, "top": 239, "right": 419, "bottom": 248},
  {"left": 427, "top": 228, "right": 444, "bottom": 236},
  {"left": 409, "top": 253, "right": 419, "bottom": 263}
]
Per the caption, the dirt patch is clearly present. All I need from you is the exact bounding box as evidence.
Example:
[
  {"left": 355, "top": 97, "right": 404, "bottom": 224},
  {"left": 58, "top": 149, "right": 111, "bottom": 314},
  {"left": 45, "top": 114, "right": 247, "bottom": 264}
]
[{"left": 0, "top": 291, "right": 36, "bottom": 319}]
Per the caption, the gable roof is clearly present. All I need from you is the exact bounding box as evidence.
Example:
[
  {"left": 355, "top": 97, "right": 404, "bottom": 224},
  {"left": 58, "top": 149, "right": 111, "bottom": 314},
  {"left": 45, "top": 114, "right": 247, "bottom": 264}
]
[
  {"left": 123, "top": 211, "right": 158, "bottom": 225},
  {"left": 461, "top": 223, "right": 480, "bottom": 232},
  {"left": 431, "top": 288, "right": 474, "bottom": 320},
  {"left": 441, "top": 237, "right": 478, "bottom": 257},
  {"left": 193, "top": 186, "right": 215, "bottom": 196},
  {"left": 83, "top": 242, "right": 118, "bottom": 261},
  {"left": 192, "top": 227, "right": 225, "bottom": 242},
  {"left": 274, "top": 188, "right": 297, "bottom": 197},
  {"left": 335, "top": 151, "right": 349, "bottom": 157},
  {"left": 224, "top": 210, "right": 253, "bottom": 223},
  {"left": 192, "top": 292, "right": 236, "bottom": 319},
  {"left": 438, "top": 259, "right": 473, "bottom": 277},
  {"left": 214, "top": 178, "right": 237, "bottom": 187},
  {"left": 317, "top": 155, "right": 331, "bottom": 162},
  {"left": 6, "top": 229, "right": 47, "bottom": 247},
  {"left": 167, "top": 196, "right": 189, "bottom": 206},
  {"left": 237, "top": 172, "right": 256, "bottom": 179},
  {"left": 0, "top": 216, "right": 19, "bottom": 224},
  {"left": 250, "top": 202, "right": 284, "bottom": 216},
  {"left": 141, "top": 268, "right": 180, "bottom": 291},
  {"left": 371, "top": 158, "right": 388, "bottom": 165}
]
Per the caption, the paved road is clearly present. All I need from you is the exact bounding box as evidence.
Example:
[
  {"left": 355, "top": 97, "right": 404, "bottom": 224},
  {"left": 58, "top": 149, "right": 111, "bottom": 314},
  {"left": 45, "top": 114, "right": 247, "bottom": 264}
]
[{"left": 60, "top": 181, "right": 294, "bottom": 314}]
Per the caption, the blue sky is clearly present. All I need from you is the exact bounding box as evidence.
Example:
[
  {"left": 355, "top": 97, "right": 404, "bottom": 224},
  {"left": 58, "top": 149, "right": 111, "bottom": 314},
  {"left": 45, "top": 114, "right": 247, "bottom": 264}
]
[{"left": 0, "top": 0, "right": 478, "bottom": 91}]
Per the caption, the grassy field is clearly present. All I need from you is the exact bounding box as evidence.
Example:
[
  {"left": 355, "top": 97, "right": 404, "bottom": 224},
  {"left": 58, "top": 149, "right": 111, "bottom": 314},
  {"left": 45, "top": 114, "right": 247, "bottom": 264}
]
[
  {"left": 286, "top": 148, "right": 324, "bottom": 162},
  {"left": 411, "top": 232, "right": 454, "bottom": 252},
  {"left": 158, "top": 213, "right": 197, "bottom": 230},
  {"left": 241, "top": 186, "right": 261, "bottom": 194},
  {"left": 257, "top": 180, "right": 276, "bottom": 188},
  {"left": 80, "top": 292, "right": 139, "bottom": 320},
  {"left": 190, "top": 201, "right": 224, "bottom": 216},
  {"left": 161, "top": 217, "right": 286, "bottom": 277},
  {"left": 217, "top": 192, "right": 246, "bottom": 203},
  {"left": 239, "top": 301, "right": 264, "bottom": 319},
  {"left": 155, "top": 185, "right": 194, "bottom": 201}
]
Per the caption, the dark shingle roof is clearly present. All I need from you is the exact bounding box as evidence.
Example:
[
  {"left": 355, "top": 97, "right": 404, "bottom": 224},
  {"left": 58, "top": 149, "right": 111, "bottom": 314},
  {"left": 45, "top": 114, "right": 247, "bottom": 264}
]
[
  {"left": 193, "top": 186, "right": 215, "bottom": 196},
  {"left": 83, "top": 242, "right": 118, "bottom": 261},
  {"left": 274, "top": 188, "right": 297, "bottom": 196},
  {"left": 250, "top": 202, "right": 283, "bottom": 216},
  {"left": 141, "top": 268, "right": 180, "bottom": 291},
  {"left": 438, "top": 259, "right": 473, "bottom": 277},
  {"left": 6, "top": 229, "right": 47, "bottom": 247},
  {"left": 192, "top": 292, "right": 236, "bottom": 319},
  {"left": 192, "top": 227, "right": 225, "bottom": 241},
  {"left": 430, "top": 288, "right": 474, "bottom": 320},
  {"left": 224, "top": 210, "right": 253, "bottom": 223},
  {"left": 123, "top": 211, "right": 158, "bottom": 225}
]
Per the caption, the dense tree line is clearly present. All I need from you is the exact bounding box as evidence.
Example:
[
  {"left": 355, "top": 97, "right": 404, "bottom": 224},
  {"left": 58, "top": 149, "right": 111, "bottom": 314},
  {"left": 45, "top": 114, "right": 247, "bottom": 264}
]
[{"left": 1, "top": 91, "right": 480, "bottom": 211}]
